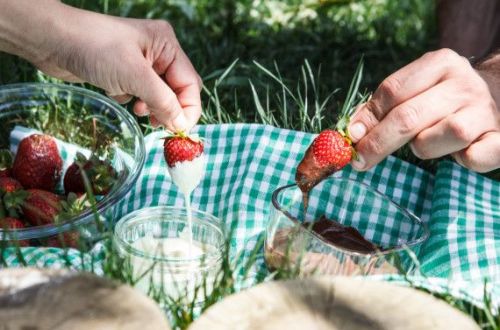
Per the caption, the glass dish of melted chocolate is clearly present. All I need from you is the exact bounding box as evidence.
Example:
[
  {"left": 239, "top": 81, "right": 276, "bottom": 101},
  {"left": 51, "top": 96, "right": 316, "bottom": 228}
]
[{"left": 265, "top": 177, "right": 429, "bottom": 276}]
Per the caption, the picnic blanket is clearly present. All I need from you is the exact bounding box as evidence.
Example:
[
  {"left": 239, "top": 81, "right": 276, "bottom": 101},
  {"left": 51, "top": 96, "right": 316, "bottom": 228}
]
[{"left": 3, "top": 124, "right": 500, "bottom": 309}]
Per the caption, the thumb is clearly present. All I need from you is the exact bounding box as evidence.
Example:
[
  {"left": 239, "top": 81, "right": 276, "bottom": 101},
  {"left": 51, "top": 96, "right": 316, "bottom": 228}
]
[{"left": 130, "top": 64, "right": 189, "bottom": 132}]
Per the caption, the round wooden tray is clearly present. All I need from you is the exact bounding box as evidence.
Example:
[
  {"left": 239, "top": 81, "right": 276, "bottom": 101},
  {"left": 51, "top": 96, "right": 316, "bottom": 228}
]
[
  {"left": 189, "top": 276, "right": 479, "bottom": 330},
  {"left": 0, "top": 268, "right": 170, "bottom": 330}
]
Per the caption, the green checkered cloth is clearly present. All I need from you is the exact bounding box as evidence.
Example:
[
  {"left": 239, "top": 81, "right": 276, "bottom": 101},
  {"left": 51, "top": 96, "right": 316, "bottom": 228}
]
[
  {"left": 420, "top": 160, "right": 500, "bottom": 282},
  {"left": 3, "top": 124, "right": 499, "bottom": 309}
]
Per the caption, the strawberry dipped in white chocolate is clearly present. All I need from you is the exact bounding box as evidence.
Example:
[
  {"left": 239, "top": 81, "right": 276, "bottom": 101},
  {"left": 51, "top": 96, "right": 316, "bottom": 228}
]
[
  {"left": 163, "top": 131, "right": 206, "bottom": 257},
  {"left": 163, "top": 132, "right": 206, "bottom": 196}
]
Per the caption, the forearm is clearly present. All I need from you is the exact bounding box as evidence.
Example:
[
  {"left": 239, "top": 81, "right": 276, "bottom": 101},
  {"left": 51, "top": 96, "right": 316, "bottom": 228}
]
[
  {"left": 0, "top": 0, "right": 64, "bottom": 62},
  {"left": 475, "top": 50, "right": 500, "bottom": 108}
]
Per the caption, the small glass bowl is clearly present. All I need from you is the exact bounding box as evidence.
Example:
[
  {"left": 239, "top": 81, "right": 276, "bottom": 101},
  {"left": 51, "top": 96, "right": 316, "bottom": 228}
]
[
  {"left": 265, "top": 177, "right": 429, "bottom": 276},
  {"left": 114, "top": 206, "right": 225, "bottom": 305},
  {"left": 0, "top": 83, "right": 145, "bottom": 248}
]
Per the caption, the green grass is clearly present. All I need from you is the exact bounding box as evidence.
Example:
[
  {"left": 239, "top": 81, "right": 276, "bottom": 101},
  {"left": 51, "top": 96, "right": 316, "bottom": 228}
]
[
  {"left": 4, "top": 0, "right": 498, "bottom": 178},
  {"left": 0, "top": 0, "right": 442, "bottom": 170}
]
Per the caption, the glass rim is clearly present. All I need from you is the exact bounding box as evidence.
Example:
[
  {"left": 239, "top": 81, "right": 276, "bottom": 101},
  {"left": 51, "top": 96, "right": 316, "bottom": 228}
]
[
  {"left": 271, "top": 177, "right": 430, "bottom": 257},
  {"left": 114, "top": 206, "right": 225, "bottom": 263},
  {"left": 0, "top": 83, "right": 146, "bottom": 240}
]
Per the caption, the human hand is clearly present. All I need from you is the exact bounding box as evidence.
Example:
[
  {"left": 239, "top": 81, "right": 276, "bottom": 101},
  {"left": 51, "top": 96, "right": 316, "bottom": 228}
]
[
  {"left": 348, "top": 48, "right": 500, "bottom": 173},
  {"left": 1, "top": 1, "right": 201, "bottom": 132}
]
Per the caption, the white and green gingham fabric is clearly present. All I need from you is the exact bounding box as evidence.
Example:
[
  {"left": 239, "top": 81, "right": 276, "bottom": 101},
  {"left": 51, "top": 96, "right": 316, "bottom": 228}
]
[
  {"left": 3, "top": 124, "right": 500, "bottom": 308},
  {"left": 420, "top": 161, "right": 500, "bottom": 282}
]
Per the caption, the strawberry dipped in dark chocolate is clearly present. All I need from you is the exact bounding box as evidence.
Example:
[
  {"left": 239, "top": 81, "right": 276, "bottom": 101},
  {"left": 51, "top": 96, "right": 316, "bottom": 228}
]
[
  {"left": 296, "top": 130, "right": 353, "bottom": 208},
  {"left": 295, "top": 61, "right": 363, "bottom": 209}
]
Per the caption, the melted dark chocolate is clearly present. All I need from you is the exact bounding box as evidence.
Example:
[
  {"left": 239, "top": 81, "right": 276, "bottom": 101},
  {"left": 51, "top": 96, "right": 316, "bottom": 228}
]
[
  {"left": 295, "top": 147, "right": 336, "bottom": 209},
  {"left": 303, "top": 216, "right": 380, "bottom": 253}
]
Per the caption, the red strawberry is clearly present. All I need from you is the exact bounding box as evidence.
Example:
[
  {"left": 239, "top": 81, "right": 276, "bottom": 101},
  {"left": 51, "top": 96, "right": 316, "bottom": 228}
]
[
  {"left": 311, "top": 130, "right": 352, "bottom": 170},
  {"left": 46, "top": 231, "right": 80, "bottom": 249},
  {"left": 163, "top": 132, "right": 204, "bottom": 167},
  {"left": 0, "top": 217, "right": 25, "bottom": 229},
  {"left": 0, "top": 169, "right": 11, "bottom": 178},
  {"left": 22, "top": 189, "right": 62, "bottom": 226},
  {"left": 12, "top": 134, "right": 63, "bottom": 191},
  {"left": 296, "top": 130, "right": 353, "bottom": 194},
  {"left": 0, "top": 177, "right": 23, "bottom": 193},
  {"left": 0, "top": 217, "right": 29, "bottom": 247},
  {"left": 64, "top": 153, "right": 117, "bottom": 195}
]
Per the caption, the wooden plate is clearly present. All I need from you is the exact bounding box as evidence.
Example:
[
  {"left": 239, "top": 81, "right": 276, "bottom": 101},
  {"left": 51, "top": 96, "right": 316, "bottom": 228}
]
[
  {"left": 189, "top": 276, "right": 479, "bottom": 330},
  {"left": 0, "top": 268, "right": 170, "bottom": 330}
]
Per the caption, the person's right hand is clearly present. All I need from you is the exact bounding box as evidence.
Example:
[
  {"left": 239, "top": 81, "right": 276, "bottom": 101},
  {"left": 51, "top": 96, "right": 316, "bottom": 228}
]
[{"left": 348, "top": 48, "right": 500, "bottom": 173}]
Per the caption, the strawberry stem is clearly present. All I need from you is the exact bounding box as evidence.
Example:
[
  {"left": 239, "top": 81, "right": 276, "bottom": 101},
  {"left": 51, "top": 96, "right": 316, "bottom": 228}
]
[{"left": 163, "top": 131, "right": 203, "bottom": 143}]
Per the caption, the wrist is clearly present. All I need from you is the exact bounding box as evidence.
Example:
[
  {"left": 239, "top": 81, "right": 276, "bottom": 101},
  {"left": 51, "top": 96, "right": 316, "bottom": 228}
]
[
  {"left": 473, "top": 50, "right": 500, "bottom": 110},
  {"left": 476, "top": 70, "right": 500, "bottom": 108}
]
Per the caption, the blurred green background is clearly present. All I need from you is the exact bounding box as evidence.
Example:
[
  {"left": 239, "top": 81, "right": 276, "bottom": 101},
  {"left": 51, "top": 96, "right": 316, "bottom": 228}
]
[{"left": 0, "top": 0, "right": 442, "bottom": 170}]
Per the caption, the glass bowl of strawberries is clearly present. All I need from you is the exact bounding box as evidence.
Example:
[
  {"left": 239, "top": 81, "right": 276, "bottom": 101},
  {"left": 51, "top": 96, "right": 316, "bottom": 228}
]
[
  {"left": 265, "top": 177, "right": 429, "bottom": 277},
  {"left": 0, "top": 83, "right": 145, "bottom": 249}
]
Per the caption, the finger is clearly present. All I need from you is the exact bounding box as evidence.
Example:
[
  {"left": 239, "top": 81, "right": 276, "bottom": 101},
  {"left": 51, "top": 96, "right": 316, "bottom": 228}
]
[
  {"left": 150, "top": 115, "right": 162, "bottom": 128},
  {"left": 352, "top": 80, "right": 464, "bottom": 170},
  {"left": 348, "top": 102, "right": 379, "bottom": 142},
  {"left": 108, "top": 93, "right": 133, "bottom": 104},
  {"left": 130, "top": 64, "right": 188, "bottom": 132},
  {"left": 133, "top": 99, "right": 150, "bottom": 117},
  {"left": 349, "top": 49, "right": 469, "bottom": 142},
  {"left": 410, "top": 106, "right": 499, "bottom": 159},
  {"left": 453, "top": 131, "right": 500, "bottom": 172},
  {"left": 162, "top": 47, "right": 202, "bottom": 130}
]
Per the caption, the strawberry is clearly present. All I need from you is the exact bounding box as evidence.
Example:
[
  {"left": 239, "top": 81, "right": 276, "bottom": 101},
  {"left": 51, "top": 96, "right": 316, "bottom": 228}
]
[
  {"left": 42, "top": 193, "right": 90, "bottom": 249},
  {"left": 295, "top": 59, "right": 364, "bottom": 207},
  {"left": 0, "top": 149, "right": 13, "bottom": 178},
  {"left": 0, "top": 177, "right": 23, "bottom": 193},
  {"left": 0, "top": 217, "right": 29, "bottom": 247},
  {"left": 0, "top": 195, "right": 29, "bottom": 247},
  {"left": 12, "top": 134, "right": 63, "bottom": 191},
  {"left": 46, "top": 231, "right": 80, "bottom": 249},
  {"left": 0, "top": 217, "right": 25, "bottom": 230},
  {"left": 295, "top": 129, "right": 354, "bottom": 193},
  {"left": 64, "top": 153, "right": 117, "bottom": 195},
  {"left": 0, "top": 169, "right": 11, "bottom": 178},
  {"left": 22, "top": 189, "right": 62, "bottom": 226},
  {"left": 163, "top": 132, "right": 204, "bottom": 167}
]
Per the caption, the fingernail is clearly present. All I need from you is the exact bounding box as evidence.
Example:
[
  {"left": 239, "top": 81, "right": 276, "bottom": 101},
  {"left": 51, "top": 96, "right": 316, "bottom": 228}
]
[
  {"left": 171, "top": 114, "right": 189, "bottom": 133},
  {"left": 351, "top": 153, "right": 366, "bottom": 170},
  {"left": 349, "top": 122, "right": 367, "bottom": 141},
  {"left": 135, "top": 110, "right": 150, "bottom": 117}
]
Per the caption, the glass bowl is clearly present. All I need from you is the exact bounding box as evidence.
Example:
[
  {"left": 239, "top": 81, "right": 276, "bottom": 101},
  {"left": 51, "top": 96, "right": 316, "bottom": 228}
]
[
  {"left": 0, "top": 83, "right": 145, "bottom": 248},
  {"left": 114, "top": 206, "right": 225, "bottom": 305},
  {"left": 265, "top": 177, "right": 429, "bottom": 276}
]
